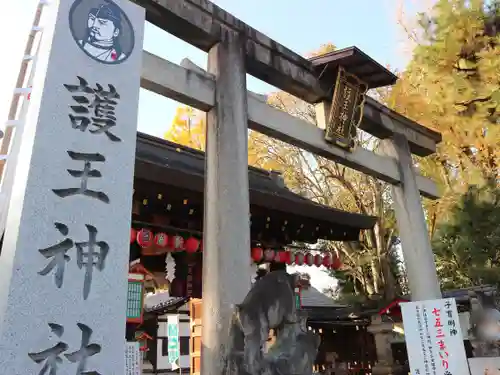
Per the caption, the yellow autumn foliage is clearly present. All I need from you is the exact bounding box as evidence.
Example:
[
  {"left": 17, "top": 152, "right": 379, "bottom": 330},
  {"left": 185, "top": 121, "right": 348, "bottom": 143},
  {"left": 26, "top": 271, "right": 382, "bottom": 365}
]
[
  {"left": 164, "top": 41, "right": 337, "bottom": 171},
  {"left": 305, "top": 42, "right": 336, "bottom": 58},
  {"left": 164, "top": 106, "right": 205, "bottom": 150},
  {"left": 164, "top": 105, "right": 282, "bottom": 171}
]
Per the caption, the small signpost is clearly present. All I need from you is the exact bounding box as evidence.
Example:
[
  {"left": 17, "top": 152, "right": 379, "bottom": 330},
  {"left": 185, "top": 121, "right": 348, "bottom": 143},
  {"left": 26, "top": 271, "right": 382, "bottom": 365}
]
[
  {"left": 168, "top": 314, "right": 181, "bottom": 371},
  {"left": 401, "top": 298, "right": 469, "bottom": 375},
  {"left": 127, "top": 273, "right": 145, "bottom": 323},
  {"left": 295, "top": 286, "right": 302, "bottom": 309},
  {"left": 125, "top": 341, "right": 141, "bottom": 375},
  {"left": 325, "top": 66, "right": 368, "bottom": 151}
]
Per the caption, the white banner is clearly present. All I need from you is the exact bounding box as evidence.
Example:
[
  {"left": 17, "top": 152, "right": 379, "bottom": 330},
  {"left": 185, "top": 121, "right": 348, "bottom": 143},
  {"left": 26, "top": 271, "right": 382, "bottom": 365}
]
[
  {"left": 125, "top": 341, "right": 141, "bottom": 375},
  {"left": 401, "top": 298, "right": 469, "bottom": 375},
  {"left": 168, "top": 314, "right": 180, "bottom": 370}
]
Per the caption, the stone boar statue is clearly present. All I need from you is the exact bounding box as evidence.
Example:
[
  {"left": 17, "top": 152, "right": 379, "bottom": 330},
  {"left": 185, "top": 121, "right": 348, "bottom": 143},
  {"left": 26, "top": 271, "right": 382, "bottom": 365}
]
[
  {"left": 236, "top": 270, "right": 298, "bottom": 374},
  {"left": 265, "top": 311, "right": 320, "bottom": 375},
  {"left": 224, "top": 270, "right": 320, "bottom": 375}
]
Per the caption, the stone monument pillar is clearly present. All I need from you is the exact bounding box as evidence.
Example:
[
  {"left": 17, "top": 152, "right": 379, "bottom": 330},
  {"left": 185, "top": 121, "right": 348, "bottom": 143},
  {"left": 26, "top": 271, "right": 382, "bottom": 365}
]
[{"left": 0, "top": 0, "right": 144, "bottom": 373}]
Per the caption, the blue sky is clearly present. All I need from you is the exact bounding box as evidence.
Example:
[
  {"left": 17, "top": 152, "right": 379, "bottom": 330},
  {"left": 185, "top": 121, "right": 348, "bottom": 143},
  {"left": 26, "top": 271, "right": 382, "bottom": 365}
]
[
  {"left": 1, "top": 0, "right": 417, "bottom": 138},
  {"left": 138, "top": 0, "right": 416, "bottom": 137}
]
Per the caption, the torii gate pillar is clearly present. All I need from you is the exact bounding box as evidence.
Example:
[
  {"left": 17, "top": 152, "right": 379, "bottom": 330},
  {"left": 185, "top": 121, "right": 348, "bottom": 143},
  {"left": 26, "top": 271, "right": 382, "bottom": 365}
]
[
  {"left": 202, "top": 30, "right": 252, "bottom": 375},
  {"left": 382, "top": 133, "right": 442, "bottom": 301}
]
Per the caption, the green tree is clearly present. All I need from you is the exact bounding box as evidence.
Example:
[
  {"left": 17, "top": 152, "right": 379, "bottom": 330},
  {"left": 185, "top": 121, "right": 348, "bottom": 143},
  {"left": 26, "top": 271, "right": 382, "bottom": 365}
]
[
  {"left": 389, "top": 0, "right": 500, "bottom": 200},
  {"left": 385, "top": 1, "right": 500, "bottom": 289},
  {"left": 433, "top": 178, "right": 500, "bottom": 289}
]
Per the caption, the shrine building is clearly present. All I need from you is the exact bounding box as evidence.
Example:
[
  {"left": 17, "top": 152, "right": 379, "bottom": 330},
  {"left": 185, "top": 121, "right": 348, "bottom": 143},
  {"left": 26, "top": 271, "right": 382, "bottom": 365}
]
[{"left": 125, "top": 133, "right": 377, "bottom": 373}]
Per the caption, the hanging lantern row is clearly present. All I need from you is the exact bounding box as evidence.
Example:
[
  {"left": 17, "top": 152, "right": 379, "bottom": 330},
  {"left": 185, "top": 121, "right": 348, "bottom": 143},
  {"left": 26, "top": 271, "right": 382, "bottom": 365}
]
[
  {"left": 251, "top": 248, "right": 342, "bottom": 270},
  {"left": 131, "top": 228, "right": 202, "bottom": 253},
  {"left": 132, "top": 228, "right": 341, "bottom": 269}
]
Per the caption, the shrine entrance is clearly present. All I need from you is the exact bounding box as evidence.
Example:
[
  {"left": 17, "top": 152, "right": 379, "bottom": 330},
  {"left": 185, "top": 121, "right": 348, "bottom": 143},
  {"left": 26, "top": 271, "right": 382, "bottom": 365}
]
[{"left": 0, "top": 0, "right": 442, "bottom": 374}]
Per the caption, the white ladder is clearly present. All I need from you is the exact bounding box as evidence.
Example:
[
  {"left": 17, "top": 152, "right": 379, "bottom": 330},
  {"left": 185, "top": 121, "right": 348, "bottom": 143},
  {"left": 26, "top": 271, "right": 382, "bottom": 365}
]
[{"left": 0, "top": 0, "right": 50, "bottom": 238}]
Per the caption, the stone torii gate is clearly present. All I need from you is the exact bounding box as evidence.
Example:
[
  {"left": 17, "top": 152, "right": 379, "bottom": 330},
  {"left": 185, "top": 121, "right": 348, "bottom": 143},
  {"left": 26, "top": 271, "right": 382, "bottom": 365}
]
[
  {"left": 133, "top": 0, "right": 443, "bottom": 373},
  {"left": 0, "top": 0, "right": 442, "bottom": 374}
]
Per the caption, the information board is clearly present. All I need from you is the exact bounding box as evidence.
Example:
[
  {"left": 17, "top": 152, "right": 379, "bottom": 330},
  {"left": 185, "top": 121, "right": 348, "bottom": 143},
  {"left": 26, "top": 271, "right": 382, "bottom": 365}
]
[
  {"left": 127, "top": 275, "right": 145, "bottom": 323},
  {"left": 401, "top": 298, "right": 469, "bottom": 375},
  {"left": 125, "top": 341, "right": 141, "bottom": 375}
]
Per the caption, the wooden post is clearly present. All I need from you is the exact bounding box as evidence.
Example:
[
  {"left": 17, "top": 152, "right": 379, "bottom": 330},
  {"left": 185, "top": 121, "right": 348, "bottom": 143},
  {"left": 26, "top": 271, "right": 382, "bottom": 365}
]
[
  {"left": 189, "top": 299, "right": 203, "bottom": 375},
  {"left": 314, "top": 100, "right": 330, "bottom": 130},
  {"left": 382, "top": 133, "right": 441, "bottom": 301},
  {"left": 202, "top": 30, "right": 252, "bottom": 375}
]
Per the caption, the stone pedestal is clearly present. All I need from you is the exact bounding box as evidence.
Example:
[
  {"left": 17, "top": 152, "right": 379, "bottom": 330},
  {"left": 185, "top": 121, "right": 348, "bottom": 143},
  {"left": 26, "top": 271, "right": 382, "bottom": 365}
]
[
  {"left": 469, "top": 357, "right": 500, "bottom": 375},
  {"left": 368, "top": 316, "right": 403, "bottom": 375}
]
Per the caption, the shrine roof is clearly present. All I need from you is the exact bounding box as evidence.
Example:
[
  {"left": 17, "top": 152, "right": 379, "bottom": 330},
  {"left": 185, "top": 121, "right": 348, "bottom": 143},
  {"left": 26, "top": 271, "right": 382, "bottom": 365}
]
[
  {"left": 134, "top": 133, "right": 377, "bottom": 242},
  {"left": 304, "top": 285, "right": 498, "bottom": 324},
  {"left": 309, "top": 46, "right": 398, "bottom": 89},
  {"left": 300, "top": 286, "right": 346, "bottom": 309},
  {"left": 143, "top": 291, "right": 189, "bottom": 316}
]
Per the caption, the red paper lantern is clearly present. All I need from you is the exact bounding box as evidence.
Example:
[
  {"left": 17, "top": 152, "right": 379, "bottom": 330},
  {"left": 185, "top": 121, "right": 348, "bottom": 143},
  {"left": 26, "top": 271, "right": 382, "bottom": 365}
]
[
  {"left": 295, "top": 252, "right": 304, "bottom": 266},
  {"left": 305, "top": 252, "right": 314, "bottom": 266},
  {"left": 314, "top": 254, "right": 323, "bottom": 267},
  {"left": 154, "top": 232, "right": 169, "bottom": 248},
  {"left": 332, "top": 254, "right": 342, "bottom": 270},
  {"left": 273, "top": 251, "right": 288, "bottom": 263},
  {"left": 284, "top": 251, "right": 293, "bottom": 265},
  {"left": 322, "top": 253, "right": 332, "bottom": 268},
  {"left": 185, "top": 237, "right": 200, "bottom": 253},
  {"left": 130, "top": 228, "right": 137, "bottom": 244},
  {"left": 136, "top": 228, "right": 153, "bottom": 248},
  {"left": 264, "top": 249, "right": 275, "bottom": 262},
  {"left": 169, "top": 236, "right": 184, "bottom": 251},
  {"left": 251, "top": 247, "right": 263, "bottom": 262}
]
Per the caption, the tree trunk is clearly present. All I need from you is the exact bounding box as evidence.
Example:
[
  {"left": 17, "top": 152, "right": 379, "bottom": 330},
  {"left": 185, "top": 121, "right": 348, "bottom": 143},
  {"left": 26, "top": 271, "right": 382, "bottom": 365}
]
[
  {"left": 361, "top": 268, "right": 375, "bottom": 296},
  {"left": 353, "top": 277, "right": 361, "bottom": 296},
  {"left": 381, "top": 256, "right": 397, "bottom": 301},
  {"left": 370, "top": 259, "right": 381, "bottom": 294}
]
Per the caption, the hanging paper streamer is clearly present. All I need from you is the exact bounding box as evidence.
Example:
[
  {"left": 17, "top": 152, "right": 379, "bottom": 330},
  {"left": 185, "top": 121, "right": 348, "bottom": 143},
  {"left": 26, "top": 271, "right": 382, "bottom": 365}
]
[{"left": 165, "top": 253, "right": 176, "bottom": 282}]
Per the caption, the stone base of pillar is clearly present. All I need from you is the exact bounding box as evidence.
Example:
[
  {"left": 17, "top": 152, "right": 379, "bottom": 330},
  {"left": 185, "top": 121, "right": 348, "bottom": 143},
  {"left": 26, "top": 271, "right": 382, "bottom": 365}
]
[
  {"left": 372, "top": 363, "right": 405, "bottom": 375},
  {"left": 368, "top": 316, "right": 399, "bottom": 375}
]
